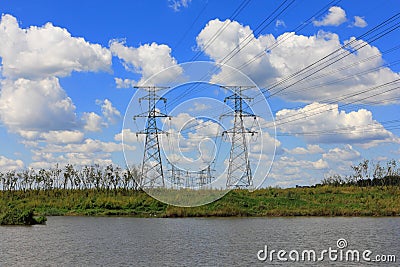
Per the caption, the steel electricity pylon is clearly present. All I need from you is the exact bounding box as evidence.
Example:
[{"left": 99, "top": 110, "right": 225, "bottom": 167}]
[
  {"left": 221, "top": 86, "right": 257, "bottom": 189},
  {"left": 198, "top": 165, "right": 213, "bottom": 188},
  {"left": 133, "top": 86, "right": 170, "bottom": 188},
  {"left": 169, "top": 163, "right": 213, "bottom": 189}
]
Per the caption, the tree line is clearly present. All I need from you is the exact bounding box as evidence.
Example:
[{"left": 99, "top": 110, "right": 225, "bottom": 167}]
[
  {"left": 322, "top": 159, "right": 400, "bottom": 186},
  {"left": 1, "top": 159, "right": 399, "bottom": 192},
  {"left": 0, "top": 164, "right": 141, "bottom": 193}
]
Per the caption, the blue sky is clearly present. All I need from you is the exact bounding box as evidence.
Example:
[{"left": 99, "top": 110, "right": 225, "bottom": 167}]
[{"left": 0, "top": 0, "right": 399, "bottom": 188}]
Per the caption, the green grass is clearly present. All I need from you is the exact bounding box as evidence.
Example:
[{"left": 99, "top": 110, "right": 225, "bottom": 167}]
[{"left": 1, "top": 186, "right": 399, "bottom": 218}]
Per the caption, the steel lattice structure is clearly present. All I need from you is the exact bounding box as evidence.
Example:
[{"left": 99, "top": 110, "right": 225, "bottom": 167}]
[
  {"left": 169, "top": 163, "right": 213, "bottom": 189},
  {"left": 222, "top": 86, "right": 257, "bottom": 189},
  {"left": 133, "top": 86, "right": 169, "bottom": 188}
]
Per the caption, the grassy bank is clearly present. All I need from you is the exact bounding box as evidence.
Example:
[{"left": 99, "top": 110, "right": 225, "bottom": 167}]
[{"left": 1, "top": 186, "right": 400, "bottom": 218}]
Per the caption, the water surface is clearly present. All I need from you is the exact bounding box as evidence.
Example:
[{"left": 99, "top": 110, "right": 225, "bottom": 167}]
[{"left": 0, "top": 217, "right": 398, "bottom": 266}]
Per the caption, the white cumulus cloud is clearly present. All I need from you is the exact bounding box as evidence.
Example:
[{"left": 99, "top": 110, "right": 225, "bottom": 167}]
[
  {"left": 0, "top": 14, "right": 111, "bottom": 79},
  {"left": 110, "top": 40, "right": 183, "bottom": 85},
  {"left": 96, "top": 99, "right": 121, "bottom": 125},
  {"left": 33, "top": 138, "right": 135, "bottom": 155},
  {"left": 196, "top": 19, "right": 279, "bottom": 86},
  {"left": 323, "top": 144, "right": 361, "bottom": 162},
  {"left": 286, "top": 144, "right": 324, "bottom": 155},
  {"left": 29, "top": 138, "right": 136, "bottom": 169},
  {"left": 40, "top": 130, "right": 84, "bottom": 144},
  {"left": 0, "top": 14, "right": 112, "bottom": 135},
  {"left": 196, "top": 19, "right": 400, "bottom": 105},
  {"left": 114, "top": 77, "right": 136, "bottom": 88},
  {"left": 82, "top": 112, "right": 103, "bottom": 132},
  {"left": 18, "top": 130, "right": 84, "bottom": 145},
  {"left": 353, "top": 16, "right": 368, "bottom": 28},
  {"left": 276, "top": 102, "right": 398, "bottom": 146},
  {"left": 0, "top": 156, "right": 24, "bottom": 171},
  {"left": 114, "top": 129, "right": 138, "bottom": 143},
  {"left": 0, "top": 77, "right": 77, "bottom": 131},
  {"left": 313, "top": 6, "right": 347, "bottom": 27}
]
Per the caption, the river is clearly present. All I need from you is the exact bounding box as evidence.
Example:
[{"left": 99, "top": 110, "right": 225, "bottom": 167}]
[{"left": 0, "top": 217, "right": 398, "bottom": 266}]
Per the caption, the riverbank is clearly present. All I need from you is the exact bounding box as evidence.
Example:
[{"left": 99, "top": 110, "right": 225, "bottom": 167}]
[{"left": 1, "top": 186, "right": 399, "bottom": 218}]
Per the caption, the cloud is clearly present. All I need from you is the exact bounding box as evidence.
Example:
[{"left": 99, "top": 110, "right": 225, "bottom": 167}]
[
  {"left": 275, "top": 20, "right": 286, "bottom": 28},
  {"left": 109, "top": 40, "right": 183, "bottom": 85},
  {"left": 114, "top": 78, "right": 136, "bottom": 88},
  {"left": 0, "top": 156, "right": 24, "bottom": 170},
  {"left": 37, "top": 138, "right": 127, "bottom": 153},
  {"left": 313, "top": 158, "right": 329, "bottom": 169},
  {"left": 0, "top": 14, "right": 111, "bottom": 79},
  {"left": 188, "top": 102, "right": 210, "bottom": 112},
  {"left": 114, "top": 129, "right": 138, "bottom": 143},
  {"left": 29, "top": 152, "right": 113, "bottom": 169},
  {"left": 18, "top": 130, "right": 84, "bottom": 145},
  {"left": 196, "top": 19, "right": 400, "bottom": 104},
  {"left": 82, "top": 112, "right": 103, "bottom": 132},
  {"left": 96, "top": 99, "right": 121, "bottom": 125},
  {"left": 17, "top": 130, "right": 40, "bottom": 140},
  {"left": 81, "top": 99, "right": 120, "bottom": 132},
  {"left": 250, "top": 131, "right": 281, "bottom": 155},
  {"left": 0, "top": 14, "right": 112, "bottom": 134},
  {"left": 353, "top": 16, "right": 368, "bottom": 28},
  {"left": 273, "top": 156, "right": 329, "bottom": 176},
  {"left": 0, "top": 77, "right": 77, "bottom": 131},
  {"left": 313, "top": 6, "right": 347, "bottom": 27},
  {"left": 276, "top": 102, "right": 398, "bottom": 146},
  {"left": 322, "top": 144, "right": 361, "bottom": 162},
  {"left": 266, "top": 156, "right": 329, "bottom": 186},
  {"left": 196, "top": 19, "right": 279, "bottom": 86},
  {"left": 286, "top": 144, "right": 324, "bottom": 155},
  {"left": 163, "top": 112, "right": 222, "bottom": 147},
  {"left": 39, "top": 130, "right": 84, "bottom": 144},
  {"left": 168, "top": 0, "right": 192, "bottom": 11},
  {"left": 28, "top": 138, "right": 136, "bottom": 168}
]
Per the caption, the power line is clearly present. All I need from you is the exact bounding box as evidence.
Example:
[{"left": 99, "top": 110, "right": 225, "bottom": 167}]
[
  {"left": 264, "top": 12, "right": 400, "bottom": 97},
  {"left": 133, "top": 5, "right": 400, "bottom": 164},
  {"left": 163, "top": 0, "right": 255, "bottom": 109},
  {"left": 277, "top": 58, "right": 400, "bottom": 99},
  {"left": 233, "top": 0, "right": 343, "bottom": 71},
  {"left": 217, "top": 0, "right": 296, "bottom": 66},
  {"left": 176, "top": 78, "right": 400, "bottom": 137},
  {"left": 189, "top": 0, "right": 253, "bottom": 62},
  {"left": 165, "top": 1, "right": 378, "bottom": 114},
  {"left": 176, "top": 40, "right": 400, "bottom": 136},
  {"left": 267, "top": 83, "right": 400, "bottom": 129},
  {"left": 174, "top": 1, "right": 209, "bottom": 50},
  {"left": 167, "top": 0, "right": 340, "bottom": 107}
]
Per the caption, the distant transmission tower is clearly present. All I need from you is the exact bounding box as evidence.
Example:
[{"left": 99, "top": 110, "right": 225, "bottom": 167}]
[
  {"left": 133, "top": 86, "right": 170, "bottom": 188},
  {"left": 197, "top": 165, "right": 213, "bottom": 188},
  {"left": 222, "top": 86, "right": 257, "bottom": 189},
  {"left": 168, "top": 163, "right": 184, "bottom": 188},
  {"left": 169, "top": 162, "right": 213, "bottom": 189}
]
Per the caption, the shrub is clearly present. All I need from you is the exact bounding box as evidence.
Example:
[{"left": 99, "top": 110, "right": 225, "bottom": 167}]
[{"left": 0, "top": 208, "right": 46, "bottom": 225}]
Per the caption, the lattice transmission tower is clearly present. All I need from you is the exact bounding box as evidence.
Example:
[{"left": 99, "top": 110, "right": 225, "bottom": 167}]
[
  {"left": 169, "top": 163, "right": 213, "bottom": 188},
  {"left": 133, "top": 86, "right": 170, "bottom": 188},
  {"left": 222, "top": 86, "right": 257, "bottom": 189}
]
